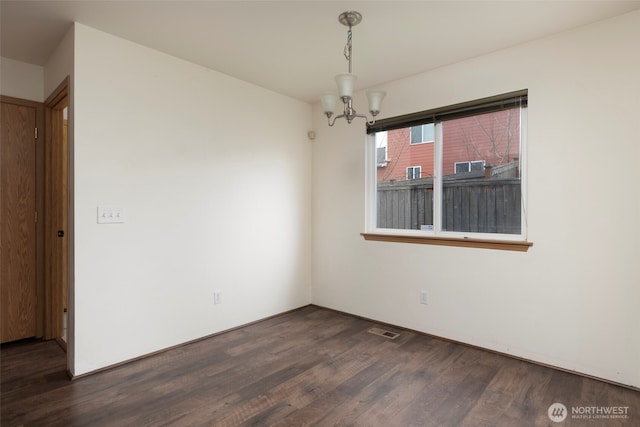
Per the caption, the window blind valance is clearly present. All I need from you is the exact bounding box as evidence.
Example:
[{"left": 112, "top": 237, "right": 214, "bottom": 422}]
[{"left": 366, "top": 89, "right": 528, "bottom": 135}]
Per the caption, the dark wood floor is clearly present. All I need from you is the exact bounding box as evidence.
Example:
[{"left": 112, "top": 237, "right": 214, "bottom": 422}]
[{"left": 1, "top": 306, "right": 638, "bottom": 426}]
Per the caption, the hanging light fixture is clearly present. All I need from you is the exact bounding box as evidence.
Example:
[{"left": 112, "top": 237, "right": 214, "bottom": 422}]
[{"left": 321, "top": 11, "right": 386, "bottom": 127}]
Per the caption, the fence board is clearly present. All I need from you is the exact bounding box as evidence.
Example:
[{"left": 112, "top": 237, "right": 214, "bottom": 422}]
[{"left": 377, "top": 178, "right": 520, "bottom": 234}]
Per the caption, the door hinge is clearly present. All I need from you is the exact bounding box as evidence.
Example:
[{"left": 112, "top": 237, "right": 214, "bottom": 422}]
[
  {"left": 35, "top": 127, "right": 38, "bottom": 139},
  {"left": 35, "top": 211, "right": 38, "bottom": 223}
]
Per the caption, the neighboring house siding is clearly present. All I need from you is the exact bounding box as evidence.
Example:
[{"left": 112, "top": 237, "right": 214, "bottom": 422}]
[
  {"left": 377, "top": 128, "right": 435, "bottom": 183},
  {"left": 442, "top": 110, "right": 520, "bottom": 176},
  {"left": 377, "top": 109, "right": 520, "bottom": 182}
]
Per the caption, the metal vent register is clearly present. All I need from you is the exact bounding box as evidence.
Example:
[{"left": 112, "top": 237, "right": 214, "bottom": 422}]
[{"left": 367, "top": 327, "right": 400, "bottom": 340}]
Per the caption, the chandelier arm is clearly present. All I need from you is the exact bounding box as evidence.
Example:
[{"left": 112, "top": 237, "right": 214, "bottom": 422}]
[
  {"left": 328, "top": 113, "right": 378, "bottom": 127},
  {"left": 352, "top": 112, "right": 377, "bottom": 125},
  {"left": 328, "top": 113, "right": 346, "bottom": 127}
]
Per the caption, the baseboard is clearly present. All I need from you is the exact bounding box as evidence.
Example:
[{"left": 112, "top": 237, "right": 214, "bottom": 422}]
[
  {"left": 311, "top": 304, "right": 640, "bottom": 392},
  {"left": 69, "top": 303, "right": 638, "bottom": 392},
  {"left": 70, "top": 304, "right": 313, "bottom": 380}
]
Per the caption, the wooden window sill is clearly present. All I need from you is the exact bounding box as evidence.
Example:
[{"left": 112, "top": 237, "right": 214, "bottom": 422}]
[{"left": 361, "top": 233, "right": 533, "bottom": 252}]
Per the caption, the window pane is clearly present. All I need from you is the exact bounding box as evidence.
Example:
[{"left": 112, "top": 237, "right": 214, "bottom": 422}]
[
  {"left": 410, "top": 126, "right": 422, "bottom": 144},
  {"left": 455, "top": 162, "right": 470, "bottom": 174},
  {"left": 376, "top": 127, "right": 434, "bottom": 230},
  {"left": 441, "top": 108, "right": 521, "bottom": 234},
  {"left": 470, "top": 160, "right": 485, "bottom": 171},
  {"left": 422, "top": 123, "right": 435, "bottom": 142},
  {"left": 410, "top": 124, "right": 434, "bottom": 144}
]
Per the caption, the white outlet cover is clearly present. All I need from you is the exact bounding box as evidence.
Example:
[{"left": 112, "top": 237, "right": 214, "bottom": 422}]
[{"left": 420, "top": 291, "right": 428, "bottom": 304}]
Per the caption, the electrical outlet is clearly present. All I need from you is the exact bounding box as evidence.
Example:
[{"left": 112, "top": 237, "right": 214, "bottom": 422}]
[
  {"left": 420, "top": 290, "right": 428, "bottom": 305},
  {"left": 213, "top": 291, "right": 222, "bottom": 305}
]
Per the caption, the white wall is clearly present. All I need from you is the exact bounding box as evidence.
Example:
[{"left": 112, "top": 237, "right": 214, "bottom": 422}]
[
  {"left": 312, "top": 11, "right": 640, "bottom": 388},
  {"left": 44, "top": 25, "right": 74, "bottom": 98},
  {"left": 72, "top": 24, "right": 312, "bottom": 375},
  {"left": 0, "top": 57, "right": 44, "bottom": 101}
]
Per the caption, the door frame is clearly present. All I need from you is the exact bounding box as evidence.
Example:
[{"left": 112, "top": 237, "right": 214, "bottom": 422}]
[
  {"left": 0, "top": 95, "right": 45, "bottom": 339},
  {"left": 43, "top": 78, "right": 70, "bottom": 349}
]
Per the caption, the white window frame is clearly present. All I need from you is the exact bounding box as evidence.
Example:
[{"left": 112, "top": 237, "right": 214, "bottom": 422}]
[
  {"left": 365, "top": 106, "right": 528, "bottom": 243},
  {"left": 406, "top": 166, "right": 421, "bottom": 180}
]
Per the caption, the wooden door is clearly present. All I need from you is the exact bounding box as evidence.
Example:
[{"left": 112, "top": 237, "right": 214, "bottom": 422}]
[{"left": 1, "top": 101, "right": 38, "bottom": 343}]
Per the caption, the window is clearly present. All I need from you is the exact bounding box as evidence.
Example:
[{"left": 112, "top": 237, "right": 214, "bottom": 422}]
[
  {"left": 365, "top": 90, "right": 528, "bottom": 245},
  {"left": 455, "top": 160, "right": 485, "bottom": 174},
  {"left": 410, "top": 123, "right": 435, "bottom": 144},
  {"left": 407, "top": 166, "right": 421, "bottom": 180}
]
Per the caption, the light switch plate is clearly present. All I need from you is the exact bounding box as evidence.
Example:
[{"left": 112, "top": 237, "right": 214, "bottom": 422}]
[{"left": 97, "top": 206, "right": 125, "bottom": 224}]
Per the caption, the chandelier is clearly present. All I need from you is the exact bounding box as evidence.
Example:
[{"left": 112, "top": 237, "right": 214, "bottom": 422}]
[{"left": 321, "top": 11, "right": 386, "bottom": 127}]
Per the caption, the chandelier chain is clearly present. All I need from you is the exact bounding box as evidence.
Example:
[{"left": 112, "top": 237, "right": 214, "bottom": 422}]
[{"left": 344, "top": 29, "right": 353, "bottom": 73}]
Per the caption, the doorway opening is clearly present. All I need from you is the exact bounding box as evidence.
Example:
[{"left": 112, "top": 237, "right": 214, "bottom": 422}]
[{"left": 44, "top": 78, "right": 70, "bottom": 359}]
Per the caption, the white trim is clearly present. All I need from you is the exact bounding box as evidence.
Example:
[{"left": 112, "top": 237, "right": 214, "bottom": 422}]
[
  {"left": 365, "top": 134, "right": 377, "bottom": 232},
  {"left": 519, "top": 107, "right": 528, "bottom": 241},
  {"left": 433, "top": 122, "right": 443, "bottom": 235}
]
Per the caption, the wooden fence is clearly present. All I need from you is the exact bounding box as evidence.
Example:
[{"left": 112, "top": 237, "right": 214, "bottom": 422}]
[{"left": 377, "top": 178, "right": 521, "bottom": 234}]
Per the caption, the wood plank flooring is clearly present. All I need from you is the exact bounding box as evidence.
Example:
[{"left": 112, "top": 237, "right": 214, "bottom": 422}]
[{"left": 1, "top": 305, "right": 638, "bottom": 426}]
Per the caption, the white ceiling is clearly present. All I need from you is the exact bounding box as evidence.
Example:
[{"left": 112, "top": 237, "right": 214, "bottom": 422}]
[{"left": 2, "top": 1, "right": 639, "bottom": 103}]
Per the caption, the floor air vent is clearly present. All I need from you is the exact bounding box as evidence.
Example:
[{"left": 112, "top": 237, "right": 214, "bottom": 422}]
[{"left": 368, "top": 327, "right": 400, "bottom": 340}]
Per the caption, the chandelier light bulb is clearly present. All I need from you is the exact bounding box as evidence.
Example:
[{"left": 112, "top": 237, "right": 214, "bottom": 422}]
[
  {"left": 335, "top": 73, "right": 357, "bottom": 99},
  {"left": 321, "top": 92, "right": 338, "bottom": 116},
  {"left": 367, "top": 90, "right": 386, "bottom": 115}
]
